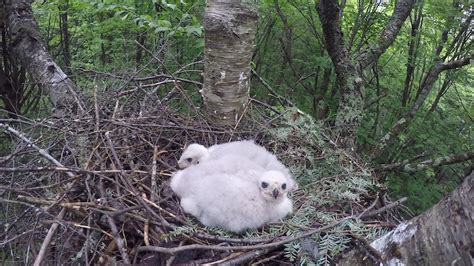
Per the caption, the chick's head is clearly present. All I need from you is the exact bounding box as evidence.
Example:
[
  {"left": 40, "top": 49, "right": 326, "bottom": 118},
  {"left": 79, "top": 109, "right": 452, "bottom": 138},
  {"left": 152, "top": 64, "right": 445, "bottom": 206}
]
[{"left": 178, "top": 143, "right": 209, "bottom": 169}]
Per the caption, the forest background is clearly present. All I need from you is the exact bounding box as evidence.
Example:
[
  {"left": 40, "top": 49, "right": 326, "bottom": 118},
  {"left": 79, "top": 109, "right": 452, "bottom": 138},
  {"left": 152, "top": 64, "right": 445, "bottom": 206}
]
[
  {"left": 9, "top": 0, "right": 471, "bottom": 213},
  {"left": 0, "top": 0, "right": 472, "bottom": 264}
]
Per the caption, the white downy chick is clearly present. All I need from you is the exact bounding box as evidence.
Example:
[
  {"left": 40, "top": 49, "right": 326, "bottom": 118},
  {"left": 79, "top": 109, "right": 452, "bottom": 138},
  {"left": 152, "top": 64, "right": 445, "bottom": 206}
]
[
  {"left": 171, "top": 154, "right": 266, "bottom": 198},
  {"left": 178, "top": 169, "right": 293, "bottom": 233},
  {"left": 177, "top": 140, "right": 297, "bottom": 190}
]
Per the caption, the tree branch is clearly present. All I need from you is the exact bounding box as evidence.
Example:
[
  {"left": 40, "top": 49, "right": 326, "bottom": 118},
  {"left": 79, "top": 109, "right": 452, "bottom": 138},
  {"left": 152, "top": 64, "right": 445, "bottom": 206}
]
[
  {"left": 376, "top": 151, "right": 474, "bottom": 172},
  {"left": 373, "top": 55, "right": 472, "bottom": 157},
  {"left": 358, "top": 0, "right": 417, "bottom": 69}
]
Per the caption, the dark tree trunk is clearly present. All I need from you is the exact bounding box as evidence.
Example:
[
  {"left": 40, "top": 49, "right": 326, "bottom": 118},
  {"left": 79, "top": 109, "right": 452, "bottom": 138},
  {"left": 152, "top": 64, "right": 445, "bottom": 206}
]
[
  {"left": 427, "top": 75, "right": 452, "bottom": 114},
  {"left": 59, "top": 0, "right": 71, "bottom": 73},
  {"left": 316, "top": 0, "right": 363, "bottom": 148},
  {"left": 316, "top": 0, "right": 415, "bottom": 149},
  {"left": 338, "top": 171, "right": 474, "bottom": 266},
  {"left": 401, "top": 3, "right": 423, "bottom": 107},
  {"left": 6, "top": 0, "right": 84, "bottom": 116},
  {"left": 201, "top": 0, "right": 258, "bottom": 125}
]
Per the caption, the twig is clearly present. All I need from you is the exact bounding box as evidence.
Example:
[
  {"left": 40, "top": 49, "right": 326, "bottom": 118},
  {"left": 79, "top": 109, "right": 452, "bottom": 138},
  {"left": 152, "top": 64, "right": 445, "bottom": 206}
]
[
  {"left": 0, "top": 123, "right": 75, "bottom": 178},
  {"left": 350, "top": 233, "right": 384, "bottom": 261},
  {"left": 362, "top": 197, "right": 408, "bottom": 218},
  {"left": 357, "top": 193, "right": 380, "bottom": 219},
  {"left": 251, "top": 251, "right": 283, "bottom": 265},
  {"left": 98, "top": 181, "right": 131, "bottom": 264},
  {"left": 33, "top": 208, "right": 66, "bottom": 266},
  {"left": 0, "top": 166, "right": 149, "bottom": 175},
  {"left": 251, "top": 69, "right": 295, "bottom": 107},
  {"left": 150, "top": 146, "right": 159, "bottom": 202},
  {"left": 220, "top": 248, "right": 273, "bottom": 265},
  {"left": 376, "top": 152, "right": 474, "bottom": 172},
  {"left": 137, "top": 216, "right": 351, "bottom": 254},
  {"left": 192, "top": 232, "right": 269, "bottom": 244},
  {"left": 250, "top": 98, "right": 281, "bottom": 115}
]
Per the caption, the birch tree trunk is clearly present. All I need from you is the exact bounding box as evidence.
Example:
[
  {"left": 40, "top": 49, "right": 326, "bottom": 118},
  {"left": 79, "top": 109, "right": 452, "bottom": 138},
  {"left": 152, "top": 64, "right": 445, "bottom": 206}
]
[
  {"left": 201, "top": 0, "right": 258, "bottom": 125},
  {"left": 339, "top": 171, "right": 474, "bottom": 265}
]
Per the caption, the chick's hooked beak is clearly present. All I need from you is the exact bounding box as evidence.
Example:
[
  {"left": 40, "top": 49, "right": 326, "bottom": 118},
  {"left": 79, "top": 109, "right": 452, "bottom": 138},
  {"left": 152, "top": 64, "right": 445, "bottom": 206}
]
[{"left": 272, "top": 189, "right": 279, "bottom": 199}]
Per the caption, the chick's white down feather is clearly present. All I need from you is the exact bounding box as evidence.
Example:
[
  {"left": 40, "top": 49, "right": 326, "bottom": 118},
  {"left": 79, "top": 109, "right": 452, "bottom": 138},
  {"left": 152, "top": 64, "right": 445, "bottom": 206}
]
[
  {"left": 177, "top": 140, "right": 297, "bottom": 190},
  {"left": 171, "top": 160, "right": 293, "bottom": 232},
  {"left": 171, "top": 155, "right": 266, "bottom": 198}
]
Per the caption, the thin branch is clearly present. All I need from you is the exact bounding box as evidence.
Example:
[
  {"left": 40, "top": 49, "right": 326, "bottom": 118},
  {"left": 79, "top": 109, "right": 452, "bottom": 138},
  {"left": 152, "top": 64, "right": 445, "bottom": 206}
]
[
  {"left": 137, "top": 217, "right": 352, "bottom": 255},
  {"left": 98, "top": 181, "right": 131, "bottom": 264},
  {"left": 376, "top": 152, "right": 474, "bottom": 172},
  {"left": 0, "top": 123, "right": 75, "bottom": 178},
  {"left": 251, "top": 69, "right": 295, "bottom": 107},
  {"left": 220, "top": 248, "right": 273, "bottom": 265},
  {"left": 362, "top": 197, "right": 408, "bottom": 218},
  {"left": 33, "top": 208, "right": 66, "bottom": 266},
  {"left": 358, "top": 0, "right": 417, "bottom": 69}
]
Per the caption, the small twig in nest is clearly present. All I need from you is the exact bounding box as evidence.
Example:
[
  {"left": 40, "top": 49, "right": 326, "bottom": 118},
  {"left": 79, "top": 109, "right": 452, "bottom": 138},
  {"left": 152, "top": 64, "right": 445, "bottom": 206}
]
[
  {"left": 362, "top": 197, "right": 408, "bottom": 218},
  {"left": 137, "top": 216, "right": 352, "bottom": 254},
  {"left": 33, "top": 208, "right": 66, "bottom": 266},
  {"left": 98, "top": 180, "right": 131, "bottom": 264}
]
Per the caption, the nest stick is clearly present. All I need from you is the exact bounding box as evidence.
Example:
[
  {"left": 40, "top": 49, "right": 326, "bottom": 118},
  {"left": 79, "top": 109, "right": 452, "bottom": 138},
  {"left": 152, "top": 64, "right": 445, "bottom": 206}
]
[{"left": 33, "top": 208, "right": 66, "bottom": 266}]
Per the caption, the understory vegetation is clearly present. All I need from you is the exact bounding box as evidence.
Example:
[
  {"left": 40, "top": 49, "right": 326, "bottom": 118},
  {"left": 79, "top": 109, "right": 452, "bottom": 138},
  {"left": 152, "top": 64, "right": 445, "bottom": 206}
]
[
  {"left": 0, "top": 0, "right": 472, "bottom": 264},
  {"left": 23, "top": 0, "right": 472, "bottom": 213}
]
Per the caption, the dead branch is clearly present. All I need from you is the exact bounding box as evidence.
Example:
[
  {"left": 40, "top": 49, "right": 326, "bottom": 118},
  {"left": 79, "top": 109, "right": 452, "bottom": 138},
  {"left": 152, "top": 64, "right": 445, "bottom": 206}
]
[
  {"left": 98, "top": 180, "right": 131, "bottom": 264},
  {"left": 33, "top": 208, "right": 66, "bottom": 266}
]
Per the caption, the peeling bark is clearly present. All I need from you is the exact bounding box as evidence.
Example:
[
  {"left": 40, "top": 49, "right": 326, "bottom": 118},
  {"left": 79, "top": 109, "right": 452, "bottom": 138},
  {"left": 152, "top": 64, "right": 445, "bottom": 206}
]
[
  {"left": 6, "top": 0, "right": 84, "bottom": 116},
  {"left": 339, "top": 171, "right": 474, "bottom": 265},
  {"left": 201, "top": 0, "right": 258, "bottom": 125}
]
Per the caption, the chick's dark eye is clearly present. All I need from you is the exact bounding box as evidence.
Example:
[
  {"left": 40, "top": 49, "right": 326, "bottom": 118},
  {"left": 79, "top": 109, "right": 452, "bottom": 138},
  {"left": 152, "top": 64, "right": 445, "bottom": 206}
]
[
  {"left": 196, "top": 161, "right": 200, "bottom": 164},
  {"left": 261, "top": 182, "right": 268, "bottom": 188},
  {"left": 281, "top": 183, "right": 287, "bottom": 190},
  {"left": 186, "top": 158, "right": 193, "bottom": 163}
]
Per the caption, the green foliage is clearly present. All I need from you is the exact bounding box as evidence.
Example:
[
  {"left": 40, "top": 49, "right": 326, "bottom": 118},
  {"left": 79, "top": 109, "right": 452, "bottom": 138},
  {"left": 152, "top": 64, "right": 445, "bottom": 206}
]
[
  {"left": 20, "top": 0, "right": 472, "bottom": 243},
  {"left": 33, "top": 0, "right": 204, "bottom": 72}
]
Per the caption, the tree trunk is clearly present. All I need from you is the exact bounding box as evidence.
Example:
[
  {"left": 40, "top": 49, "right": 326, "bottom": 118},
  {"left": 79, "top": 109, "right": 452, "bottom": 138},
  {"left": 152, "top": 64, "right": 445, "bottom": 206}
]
[
  {"left": 316, "top": 0, "right": 363, "bottom": 149},
  {"left": 59, "top": 0, "right": 71, "bottom": 74},
  {"left": 201, "top": 0, "right": 258, "bottom": 125},
  {"left": 6, "top": 0, "right": 83, "bottom": 116},
  {"left": 338, "top": 171, "right": 474, "bottom": 265},
  {"left": 316, "top": 0, "right": 415, "bottom": 149},
  {"left": 401, "top": 3, "right": 423, "bottom": 107}
]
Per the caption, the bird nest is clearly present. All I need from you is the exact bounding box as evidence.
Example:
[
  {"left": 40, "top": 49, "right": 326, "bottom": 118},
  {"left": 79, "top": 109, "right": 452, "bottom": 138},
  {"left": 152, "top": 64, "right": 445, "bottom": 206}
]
[{"left": 0, "top": 81, "right": 406, "bottom": 265}]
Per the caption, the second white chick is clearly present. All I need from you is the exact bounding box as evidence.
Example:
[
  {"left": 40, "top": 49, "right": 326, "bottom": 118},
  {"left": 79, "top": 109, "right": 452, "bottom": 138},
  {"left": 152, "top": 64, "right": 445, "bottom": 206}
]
[
  {"left": 177, "top": 140, "right": 297, "bottom": 190},
  {"left": 171, "top": 154, "right": 266, "bottom": 198},
  {"left": 178, "top": 169, "right": 293, "bottom": 233}
]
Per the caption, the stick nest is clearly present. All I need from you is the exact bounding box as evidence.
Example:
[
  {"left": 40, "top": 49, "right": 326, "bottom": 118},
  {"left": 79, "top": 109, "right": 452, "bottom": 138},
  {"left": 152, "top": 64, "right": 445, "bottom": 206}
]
[{"left": 0, "top": 80, "right": 407, "bottom": 265}]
